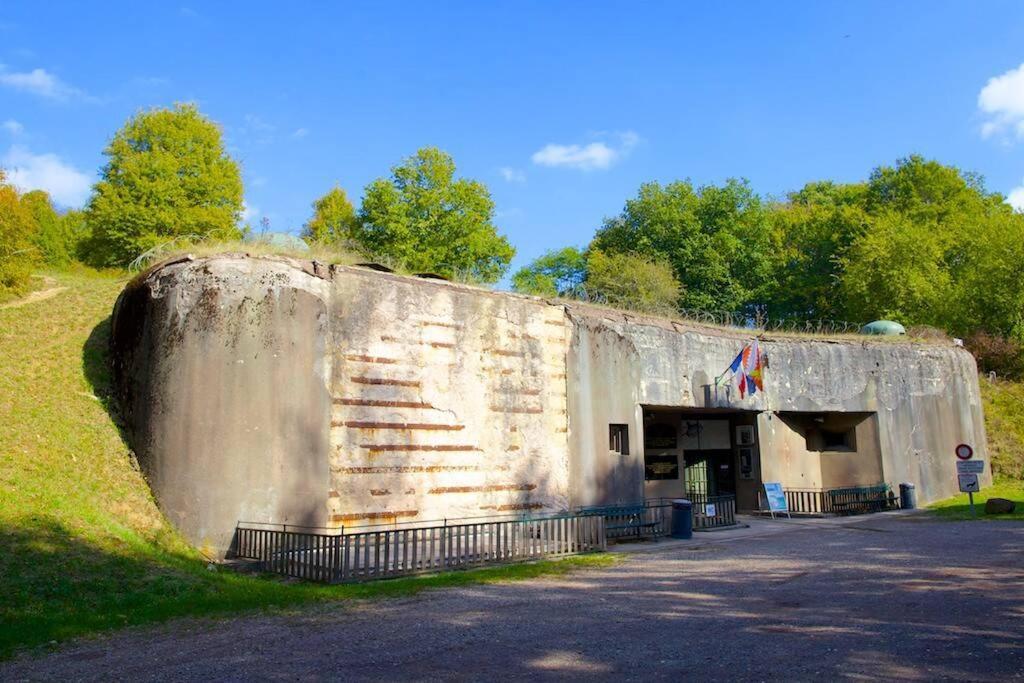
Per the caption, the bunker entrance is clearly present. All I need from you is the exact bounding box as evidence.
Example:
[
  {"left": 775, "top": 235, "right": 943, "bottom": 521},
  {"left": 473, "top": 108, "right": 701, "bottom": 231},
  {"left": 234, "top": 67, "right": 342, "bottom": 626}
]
[{"left": 641, "top": 407, "right": 762, "bottom": 510}]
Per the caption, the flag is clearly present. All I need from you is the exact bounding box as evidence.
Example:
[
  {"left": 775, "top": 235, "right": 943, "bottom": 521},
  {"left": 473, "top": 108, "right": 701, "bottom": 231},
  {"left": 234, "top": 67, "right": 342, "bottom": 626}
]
[{"left": 720, "top": 339, "right": 765, "bottom": 399}]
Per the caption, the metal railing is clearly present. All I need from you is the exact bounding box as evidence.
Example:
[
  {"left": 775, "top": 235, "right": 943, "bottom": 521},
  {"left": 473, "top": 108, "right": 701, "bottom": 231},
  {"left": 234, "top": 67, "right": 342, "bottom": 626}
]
[
  {"left": 690, "top": 494, "right": 737, "bottom": 529},
  {"left": 645, "top": 494, "right": 739, "bottom": 531},
  {"left": 234, "top": 512, "right": 606, "bottom": 583},
  {"left": 765, "top": 485, "right": 900, "bottom": 516}
]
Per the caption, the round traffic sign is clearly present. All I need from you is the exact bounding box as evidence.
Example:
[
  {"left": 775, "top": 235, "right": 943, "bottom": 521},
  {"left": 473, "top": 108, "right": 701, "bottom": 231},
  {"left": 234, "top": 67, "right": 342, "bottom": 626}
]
[{"left": 955, "top": 443, "right": 974, "bottom": 460}]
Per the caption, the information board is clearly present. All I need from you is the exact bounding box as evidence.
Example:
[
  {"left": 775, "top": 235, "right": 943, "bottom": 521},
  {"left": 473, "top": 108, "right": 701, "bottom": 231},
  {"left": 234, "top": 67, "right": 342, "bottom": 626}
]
[{"left": 763, "top": 482, "right": 789, "bottom": 517}]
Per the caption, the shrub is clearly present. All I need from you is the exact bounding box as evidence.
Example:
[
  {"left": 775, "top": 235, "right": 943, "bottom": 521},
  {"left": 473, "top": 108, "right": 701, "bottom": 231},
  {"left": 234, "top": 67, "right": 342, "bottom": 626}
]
[
  {"left": 966, "top": 331, "right": 1024, "bottom": 380},
  {"left": 0, "top": 171, "right": 37, "bottom": 298}
]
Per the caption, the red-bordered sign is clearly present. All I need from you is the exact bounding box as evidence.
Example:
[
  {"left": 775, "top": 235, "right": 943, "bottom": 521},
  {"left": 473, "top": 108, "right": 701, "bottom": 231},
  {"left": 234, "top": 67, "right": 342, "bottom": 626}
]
[{"left": 955, "top": 443, "right": 974, "bottom": 460}]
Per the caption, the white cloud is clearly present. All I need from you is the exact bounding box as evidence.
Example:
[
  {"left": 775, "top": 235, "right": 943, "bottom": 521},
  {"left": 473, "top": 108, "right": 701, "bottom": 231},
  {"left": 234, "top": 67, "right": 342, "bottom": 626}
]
[
  {"left": 2, "top": 119, "right": 24, "bottom": 136},
  {"left": 1008, "top": 182, "right": 1024, "bottom": 212},
  {"left": 238, "top": 114, "right": 275, "bottom": 145},
  {"left": 2, "top": 145, "right": 92, "bottom": 206},
  {"left": 499, "top": 167, "right": 526, "bottom": 183},
  {"left": 292, "top": 127, "right": 309, "bottom": 139},
  {"left": 530, "top": 131, "right": 640, "bottom": 171},
  {"left": 0, "top": 66, "right": 88, "bottom": 101},
  {"left": 241, "top": 202, "right": 260, "bottom": 222},
  {"left": 978, "top": 63, "right": 1024, "bottom": 140}
]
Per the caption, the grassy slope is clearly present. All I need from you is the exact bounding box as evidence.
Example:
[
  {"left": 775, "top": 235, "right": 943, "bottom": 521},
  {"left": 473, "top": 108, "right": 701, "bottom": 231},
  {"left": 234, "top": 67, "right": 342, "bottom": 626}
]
[
  {"left": 0, "top": 268, "right": 614, "bottom": 659},
  {"left": 929, "top": 480, "right": 1024, "bottom": 520},
  {"left": 927, "top": 380, "right": 1024, "bottom": 518},
  {"left": 980, "top": 378, "right": 1024, "bottom": 479}
]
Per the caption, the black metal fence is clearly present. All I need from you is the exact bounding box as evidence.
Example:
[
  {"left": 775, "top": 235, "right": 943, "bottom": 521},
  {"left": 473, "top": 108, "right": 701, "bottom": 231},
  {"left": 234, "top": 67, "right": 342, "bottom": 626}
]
[
  {"left": 769, "top": 485, "right": 899, "bottom": 516},
  {"left": 234, "top": 513, "right": 606, "bottom": 583},
  {"left": 690, "top": 494, "right": 737, "bottom": 529},
  {"left": 644, "top": 494, "right": 739, "bottom": 531}
]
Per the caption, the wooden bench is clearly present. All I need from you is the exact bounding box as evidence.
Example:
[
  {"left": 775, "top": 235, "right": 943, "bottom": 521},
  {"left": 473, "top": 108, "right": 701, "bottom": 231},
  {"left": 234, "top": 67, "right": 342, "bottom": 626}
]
[{"left": 577, "top": 504, "right": 661, "bottom": 541}]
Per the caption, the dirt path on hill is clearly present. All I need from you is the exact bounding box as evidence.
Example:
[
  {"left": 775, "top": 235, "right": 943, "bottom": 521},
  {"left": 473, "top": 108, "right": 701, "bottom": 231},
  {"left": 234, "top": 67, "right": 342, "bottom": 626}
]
[{"left": 1, "top": 276, "right": 67, "bottom": 310}]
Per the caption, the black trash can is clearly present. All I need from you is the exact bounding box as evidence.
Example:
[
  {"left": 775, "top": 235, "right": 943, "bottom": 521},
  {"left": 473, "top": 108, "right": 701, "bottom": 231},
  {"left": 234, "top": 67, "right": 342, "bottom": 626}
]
[
  {"left": 899, "top": 483, "right": 916, "bottom": 510},
  {"left": 671, "top": 499, "right": 693, "bottom": 539}
]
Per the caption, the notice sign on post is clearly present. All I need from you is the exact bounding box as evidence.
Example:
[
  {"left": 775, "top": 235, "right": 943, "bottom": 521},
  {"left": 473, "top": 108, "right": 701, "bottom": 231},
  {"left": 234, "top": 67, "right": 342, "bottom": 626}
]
[
  {"left": 954, "top": 443, "right": 981, "bottom": 517},
  {"left": 956, "top": 460, "right": 984, "bottom": 475},
  {"left": 958, "top": 474, "right": 980, "bottom": 493},
  {"left": 763, "top": 482, "right": 791, "bottom": 519}
]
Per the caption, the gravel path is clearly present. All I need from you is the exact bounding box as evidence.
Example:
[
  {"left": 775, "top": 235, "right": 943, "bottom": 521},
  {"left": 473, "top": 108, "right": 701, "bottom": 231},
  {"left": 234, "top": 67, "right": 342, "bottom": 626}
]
[{"left": 4, "top": 515, "right": 1024, "bottom": 682}]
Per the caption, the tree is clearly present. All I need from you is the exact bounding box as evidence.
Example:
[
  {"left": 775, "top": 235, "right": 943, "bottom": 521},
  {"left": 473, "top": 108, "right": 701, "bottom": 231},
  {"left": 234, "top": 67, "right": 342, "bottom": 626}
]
[
  {"left": 835, "top": 156, "right": 1022, "bottom": 334},
  {"left": 584, "top": 249, "right": 682, "bottom": 316},
  {"left": 83, "top": 103, "right": 243, "bottom": 267},
  {"left": 302, "top": 186, "right": 358, "bottom": 245},
  {"left": 0, "top": 171, "right": 36, "bottom": 297},
  {"left": 357, "top": 147, "right": 514, "bottom": 282},
  {"left": 21, "top": 190, "right": 78, "bottom": 266},
  {"left": 511, "top": 247, "right": 587, "bottom": 297},
  {"left": 766, "top": 182, "right": 869, "bottom": 321},
  {"left": 591, "top": 179, "right": 775, "bottom": 313}
]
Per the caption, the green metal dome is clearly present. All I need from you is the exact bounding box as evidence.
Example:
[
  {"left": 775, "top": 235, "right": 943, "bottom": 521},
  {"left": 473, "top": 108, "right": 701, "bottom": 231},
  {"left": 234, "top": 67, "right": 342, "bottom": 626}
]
[{"left": 860, "top": 320, "right": 907, "bottom": 336}]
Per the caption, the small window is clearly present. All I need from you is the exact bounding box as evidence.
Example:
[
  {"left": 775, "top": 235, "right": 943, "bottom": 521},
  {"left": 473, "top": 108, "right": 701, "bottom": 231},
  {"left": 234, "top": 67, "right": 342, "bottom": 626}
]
[
  {"left": 609, "top": 424, "right": 629, "bottom": 455},
  {"left": 822, "top": 429, "right": 851, "bottom": 450}
]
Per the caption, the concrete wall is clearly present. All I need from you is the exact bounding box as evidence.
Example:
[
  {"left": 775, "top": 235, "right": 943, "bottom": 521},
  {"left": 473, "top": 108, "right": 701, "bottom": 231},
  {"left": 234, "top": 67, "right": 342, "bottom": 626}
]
[
  {"left": 565, "top": 306, "right": 990, "bottom": 509},
  {"left": 113, "top": 255, "right": 989, "bottom": 556},
  {"left": 326, "top": 267, "right": 571, "bottom": 527}
]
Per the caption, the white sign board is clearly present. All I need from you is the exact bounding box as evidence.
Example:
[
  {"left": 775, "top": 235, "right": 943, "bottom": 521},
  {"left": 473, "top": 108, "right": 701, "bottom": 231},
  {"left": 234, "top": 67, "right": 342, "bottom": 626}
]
[
  {"left": 958, "top": 473, "right": 980, "bottom": 493},
  {"left": 956, "top": 460, "right": 984, "bottom": 475},
  {"left": 705, "top": 503, "right": 717, "bottom": 518}
]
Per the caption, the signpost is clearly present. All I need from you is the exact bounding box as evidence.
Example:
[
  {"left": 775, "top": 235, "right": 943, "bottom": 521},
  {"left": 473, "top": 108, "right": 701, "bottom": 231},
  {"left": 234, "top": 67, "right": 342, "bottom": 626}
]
[
  {"left": 763, "top": 482, "right": 791, "bottom": 519},
  {"left": 954, "top": 444, "right": 982, "bottom": 517}
]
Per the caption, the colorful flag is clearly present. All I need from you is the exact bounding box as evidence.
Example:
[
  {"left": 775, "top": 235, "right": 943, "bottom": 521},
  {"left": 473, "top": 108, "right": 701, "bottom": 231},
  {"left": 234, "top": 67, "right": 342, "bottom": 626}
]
[{"left": 720, "top": 340, "right": 765, "bottom": 399}]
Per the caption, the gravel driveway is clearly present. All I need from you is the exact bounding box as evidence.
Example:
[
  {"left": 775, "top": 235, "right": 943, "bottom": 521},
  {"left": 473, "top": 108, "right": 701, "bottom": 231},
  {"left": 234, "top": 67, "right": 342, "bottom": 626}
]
[{"left": 4, "top": 515, "right": 1024, "bottom": 682}]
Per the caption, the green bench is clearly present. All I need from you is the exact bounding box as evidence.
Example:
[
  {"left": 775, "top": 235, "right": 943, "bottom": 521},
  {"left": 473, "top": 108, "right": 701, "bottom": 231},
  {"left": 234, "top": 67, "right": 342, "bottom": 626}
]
[
  {"left": 577, "top": 504, "right": 661, "bottom": 541},
  {"left": 827, "top": 484, "right": 898, "bottom": 515}
]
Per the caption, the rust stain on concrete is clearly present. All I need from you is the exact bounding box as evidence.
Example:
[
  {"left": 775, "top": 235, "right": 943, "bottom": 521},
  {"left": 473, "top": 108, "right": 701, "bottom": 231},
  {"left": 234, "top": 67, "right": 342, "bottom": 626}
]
[
  {"left": 428, "top": 483, "right": 537, "bottom": 494},
  {"left": 361, "top": 444, "right": 481, "bottom": 453},
  {"left": 337, "top": 421, "right": 465, "bottom": 431},
  {"left": 333, "top": 398, "right": 435, "bottom": 409},
  {"left": 334, "top": 465, "right": 509, "bottom": 474},
  {"left": 489, "top": 406, "right": 543, "bottom": 414},
  {"left": 350, "top": 376, "right": 421, "bottom": 387},
  {"left": 330, "top": 510, "right": 418, "bottom": 523},
  {"left": 344, "top": 354, "right": 400, "bottom": 364}
]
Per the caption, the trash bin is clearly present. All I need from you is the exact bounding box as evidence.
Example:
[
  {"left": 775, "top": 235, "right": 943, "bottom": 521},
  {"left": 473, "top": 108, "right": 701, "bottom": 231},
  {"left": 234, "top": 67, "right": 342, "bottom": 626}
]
[
  {"left": 671, "top": 499, "right": 693, "bottom": 539},
  {"left": 899, "top": 483, "right": 916, "bottom": 510}
]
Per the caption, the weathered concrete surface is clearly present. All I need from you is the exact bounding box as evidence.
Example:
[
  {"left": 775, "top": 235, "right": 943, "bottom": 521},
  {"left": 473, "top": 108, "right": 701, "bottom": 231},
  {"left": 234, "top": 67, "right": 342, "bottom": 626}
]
[
  {"left": 112, "top": 256, "right": 334, "bottom": 556},
  {"left": 112, "top": 255, "right": 988, "bottom": 556},
  {"left": 5, "top": 516, "right": 1023, "bottom": 681},
  {"left": 566, "top": 306, "right": 988, "bottom": 505}
]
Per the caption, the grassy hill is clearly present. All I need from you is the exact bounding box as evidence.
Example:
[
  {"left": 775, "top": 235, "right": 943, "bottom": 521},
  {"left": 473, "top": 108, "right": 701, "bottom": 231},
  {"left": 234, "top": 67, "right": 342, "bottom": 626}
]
[
  {"left": 0, "top": 267, "right": 610, "bottom": 659},
  {"left": 981, "top": 378, "right": 1024, "bottom": 480}
]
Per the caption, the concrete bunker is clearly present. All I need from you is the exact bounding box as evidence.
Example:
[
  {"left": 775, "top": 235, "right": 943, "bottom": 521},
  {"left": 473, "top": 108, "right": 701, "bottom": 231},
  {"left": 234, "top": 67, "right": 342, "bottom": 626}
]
[{"left": 110, "top": 255, "right": 990, "bottom": 556}]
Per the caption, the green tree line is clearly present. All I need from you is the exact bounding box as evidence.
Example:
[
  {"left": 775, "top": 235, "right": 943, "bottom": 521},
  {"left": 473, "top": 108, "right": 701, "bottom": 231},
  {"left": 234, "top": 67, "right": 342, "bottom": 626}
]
[
  {"left": 2, "top": 103, "right": 1023, "bottom": 377},
  {"left": 514, "top": 157, "right": 1024, "bottom": 371}
]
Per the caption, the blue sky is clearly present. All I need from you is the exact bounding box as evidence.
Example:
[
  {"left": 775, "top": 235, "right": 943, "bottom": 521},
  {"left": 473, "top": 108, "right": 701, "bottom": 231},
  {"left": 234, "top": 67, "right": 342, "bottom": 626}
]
[{"left": 3, "top": 1, "right": 1024, "bottom": 279}]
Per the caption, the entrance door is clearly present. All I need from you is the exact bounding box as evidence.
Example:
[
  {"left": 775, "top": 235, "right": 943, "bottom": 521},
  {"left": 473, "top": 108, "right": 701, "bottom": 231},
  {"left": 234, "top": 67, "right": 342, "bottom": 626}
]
[{"left": 681, "top": 419, "right": 733, "bottom": 497}]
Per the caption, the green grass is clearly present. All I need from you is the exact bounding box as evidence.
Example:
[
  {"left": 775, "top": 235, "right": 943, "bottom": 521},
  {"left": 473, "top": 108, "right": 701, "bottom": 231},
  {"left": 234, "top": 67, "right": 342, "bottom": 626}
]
[
  {"left": 981, "top": 379, "right": 1024, "bottom": 479},
  {"left": 928, "top": 479, "right": 1024, "bottom": 521},
  {"left": 0, "top": 267, "right": 616, "bottom": 660}
]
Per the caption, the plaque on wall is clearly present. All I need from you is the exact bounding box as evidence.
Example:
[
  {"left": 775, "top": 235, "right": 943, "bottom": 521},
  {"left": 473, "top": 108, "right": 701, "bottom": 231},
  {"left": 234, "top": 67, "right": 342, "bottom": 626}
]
[
  {"left": 644, "top": 453, "right": 679, "bottom": 480},
  {"left": 644, "top": 422, "right": 678, "bottom": 450}
]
